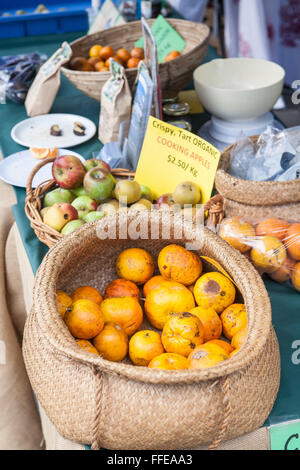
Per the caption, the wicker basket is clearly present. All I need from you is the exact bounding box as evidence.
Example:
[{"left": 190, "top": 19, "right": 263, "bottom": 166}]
[
  {"left": 25, "top": 156, "right": 225, "bottom": 249},
  {"left": 22, "top": 212, "right": 280, "bottom": 450},
  {"left": 215, "top": 135, "right": 300, "bottom": 219},
  {"left": 61, "top": 19, "right": 210, "bottom": 101}
]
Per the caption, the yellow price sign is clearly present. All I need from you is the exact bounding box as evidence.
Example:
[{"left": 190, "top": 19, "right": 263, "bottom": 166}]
[{"left": 134, "top": 116, "right": 221, "bottom": 203}]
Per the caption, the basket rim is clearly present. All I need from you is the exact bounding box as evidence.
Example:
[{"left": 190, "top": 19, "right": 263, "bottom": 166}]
[{"left": 32, "top": 212, "right": 272, "bottom": 385}]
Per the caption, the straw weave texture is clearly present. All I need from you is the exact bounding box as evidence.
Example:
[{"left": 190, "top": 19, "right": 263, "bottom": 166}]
[{"left": 23, "top": 212, "right": 280, "bottom": 449}]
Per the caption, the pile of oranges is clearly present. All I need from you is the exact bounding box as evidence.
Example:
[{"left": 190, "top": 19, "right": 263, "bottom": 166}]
[
  {"left": 69, "top": 44, "right": 181, "bottom": 72},
  {"left": 219, "top": 217, "right": 300, "bottom": 291},
  {"left": 57, "top": 244, "right": 247, "bottom": 370}
]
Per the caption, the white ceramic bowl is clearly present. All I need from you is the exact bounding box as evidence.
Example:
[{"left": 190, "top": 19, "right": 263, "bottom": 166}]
[{"left": 193, "top": 58, "right": 285, "bottom": 121}]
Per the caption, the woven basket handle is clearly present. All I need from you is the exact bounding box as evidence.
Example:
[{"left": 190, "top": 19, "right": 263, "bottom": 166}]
[{"left": 26, "top": 156, "right": 57, "bottom": 196}]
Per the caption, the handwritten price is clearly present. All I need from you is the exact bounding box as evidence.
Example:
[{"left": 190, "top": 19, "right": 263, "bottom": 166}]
[{"left": 167, "top": 155, "right": 198, "bottom": 178}]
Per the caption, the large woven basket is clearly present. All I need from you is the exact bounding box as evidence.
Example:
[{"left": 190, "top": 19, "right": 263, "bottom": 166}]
[
  {"left": 215, "top": 135, "right": 300, "bottom": 219},
  {"left": 23, "top": 212, "right": 280, "bottom": 450},
  {"left": 25, "top": 156, "right": 225, "bottom": 249},
  {"left": 61, "top": 19, "right": 210, "bottom": 101}
]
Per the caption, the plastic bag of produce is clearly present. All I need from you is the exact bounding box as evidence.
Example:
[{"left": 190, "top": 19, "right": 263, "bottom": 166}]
[
  {"left": 0, "top": 52, "right": 47, "bottom": 104},
  {"left": 218, "top": 216, "right": 300, "bottom": 292}
]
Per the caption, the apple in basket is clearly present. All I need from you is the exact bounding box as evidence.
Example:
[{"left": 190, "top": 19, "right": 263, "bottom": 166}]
[
  {"left": 52, "top": 155, "right": 86, "bottom": 189},
  {"left": 43, "top": 203, "right": 78, "bottom": 231},
  {"left": 85, "top": 158, "right": 111, "bottom": 173},
  {"left": 71, "top": 195, "right": 98, "bottom": 219},
  {"left": 84, "top": 168, "right": 115, "bottom": 202}
]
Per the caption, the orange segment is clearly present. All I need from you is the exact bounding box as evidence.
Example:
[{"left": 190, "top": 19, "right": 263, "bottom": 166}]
[{"left": 30, "top": 147, "right": 58, "bottom": 159}]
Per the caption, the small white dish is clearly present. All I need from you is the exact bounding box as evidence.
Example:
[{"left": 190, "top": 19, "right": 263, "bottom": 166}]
[
  {"left": 0, "top": 148, "right": 85, "bottom": 188},
  {"left": 11, "top": 113, "right": 97, "bottom": 148}
]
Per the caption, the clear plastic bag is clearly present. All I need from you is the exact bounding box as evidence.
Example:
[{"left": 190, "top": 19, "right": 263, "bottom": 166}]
[
  {"left": 218, "top": 216, "right": 300, "bottom": 292},
  {"left": 0, "top": 52, "right": 47, "bottom": 104}
]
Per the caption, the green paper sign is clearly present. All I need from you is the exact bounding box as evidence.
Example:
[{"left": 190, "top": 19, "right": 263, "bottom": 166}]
[
  {"left": 135, "top": 15, "right": 186, "bottom": 63},
  {"left": 269, "top": 420, "right": 300, "bottom": 450}
]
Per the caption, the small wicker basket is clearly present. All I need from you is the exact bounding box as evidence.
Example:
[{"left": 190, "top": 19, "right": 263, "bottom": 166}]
[
  {"left": 25, "top": 156, "right": 224, "bottom": 249},
  {"left": 215, "top": 135, "right": 300, "bottom": 219},
  {"left": 61, "top": 19, "right": 210, "bottom": 101}
]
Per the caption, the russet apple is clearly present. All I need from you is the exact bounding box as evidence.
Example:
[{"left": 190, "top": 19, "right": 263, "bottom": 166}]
[
  {"left": 52, "top": 155, "right": 86, "bottom": 189},
  {"left": 44, "top": 188, "right": 74, "bottom": 207},
  {"left": 71, "top": 196, "right": 98, "bottom": 219},
  {"left": 85, "top": 158, "right": 111, "bottom": 173},
  {"left": 43, "top": 203, "right": 78, "bottom": 231},
  {"left": 83, "top": 168, "right": 115, "bottom": 203}
]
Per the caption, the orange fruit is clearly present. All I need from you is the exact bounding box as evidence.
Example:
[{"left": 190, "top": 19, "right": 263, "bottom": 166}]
[
  {"left": 188, "top": 306, "right": 222, "bottom": 342},
  {"left": 161, "top": 312, "right": 204, "bottom": 357},
  {"left": 127, "top": 57, "right": 140, "bottom": 68},
  {"left": 117, "top": 48, "right": 130, "bottom": 63},
  {"left": 130, "top": 47, "right": 144, "bottom": 60},
  {"left": 250, "top": 236, "right": 286, "bottom": 273},
  {"left": 116, "top": 248, "right": 155, "bottom": 285},
  {"left": 148, "top": 353, "right": 188, "bottom": 370},
  {"left": 193, "top": 272, "right": 236, "bottom": 314},
  {"left": 285, "top": 223, "right": 300, "bottom": 261},
  {"left": 94, "top": 60, "right": 106, "bottom": 71},
  {"left": 270, "top": 257, "right": 296, "bottom": 283},
  {"left": 100, "top": 297, "right": 143, "bottom": 336},
  {"left": 256, "top": 218, "right": 289, "bottom": 241},
  {"left": 56, "top": 289, "right": 72, "bottom": 317},
  {"left": 164, "top": 50, "right": 180, "bottom": 62},
  {"left": 99, "top": 46, "right": 114, "bottom": 61},
  {"left": 291, "top": 262, "right": 300, "bottom": 291},
  {"left": 76, "top": 339, "right": 99, "bottom": 355},
  {"left": 88, "top": 57, "right": 101, "bottom": 67},
  {"left": 104, "top": 278, "right": 140, "bottom": 300},
  {"left": 143, "top": 275, "right": 165, "bottom": 297},
  {"left": 229, "top": 348, "right": 240, "bottom": 358},
  {"left": 129, "top": 330, "right": 164, "bottom": 366},
  {"left": 145, "top": 280, "right": 195, "bottom": 330},
  {"left": 220, "top": 304, "right": 247, "bottom": 340},
  {"left": 64, "top": 299, "right": 104, "bottom": 339},
  {"left": 105, "top": 56, "right": 123, "bottom": 67},
  {"left": 158, "top": 244, "right": 202, "bottom": 286},
  {"left": 30, "top": 147, "right": 58, "bottom": 159},
  {"left": 71, "top": 286, "right": 103, "bottom": 305},
  {"left": 188, "top": 343, "right": 229, "bottom": 369},
  {"left": 93, "top": 322, "right": 128, "bottom": 362},
  {"left": 219, "top": 217, "right": 255, "bottom": 253},
  {"left": 69, "top": 57, "right": 93, "bottom": 71},
  {"left": 205, "top": 339, "right": 234, "bottom": 356},
  {"left": 231, "top": 326, "right": 247, "bottom": 350},
  {"left": 89, "top": 44, "right": 103, "bottom": 58}
]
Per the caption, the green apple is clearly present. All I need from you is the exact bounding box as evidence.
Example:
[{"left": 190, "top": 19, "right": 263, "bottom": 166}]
[
  {"left": 84, "top": 158, "right": 111, "bottom": 173},
  {"left": 140, "top": 185, "right": 153, "bottom": 202},
  {"left": 71, "top": 196, "right": 98, "bottom": 219},
  {"left": 83, "top": 211, "right": 105, "bottom": 223},
  {"left": 44, "top": 188, "right": 74, "bottom": 207},
  {"left": 83, "top": 168, "right": 115, "bottom": 203},
  {"left": 71, "top": 186, "right": 88, "bottom": 198},
  {"left": 61, "top": 219, "right": 85, "bottom": 235},
  {"left": 114, "top": 180, "right": 141, "bottom": 205}
]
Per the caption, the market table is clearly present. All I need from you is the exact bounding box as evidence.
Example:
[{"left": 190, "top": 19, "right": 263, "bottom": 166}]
[{"left": 1, "top": 31, "right": 300, "bottom": 451}]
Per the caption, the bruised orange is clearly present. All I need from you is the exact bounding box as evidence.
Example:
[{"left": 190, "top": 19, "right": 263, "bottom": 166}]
[
  {"left": 270, "top": 257, "right": 296, "bottom": 283},
  {"left": 104, "top": 278, "right": 140, "bottom": 300},
  {"left": 219, "top": 217, "right": 255, "bottom": 253},
  {"left": 148, "top": 353, "right": 188, "bottom": 370},
  {"left": 158, "top": 244, "right": 202, "bottom": 286},
  {"left": 143, "top": 275, "right": 165, "bottom": 297},
  {"left": 193, "top": 272, "right": 236, "bottom": 314},
  {"left": 100, "top": 296, "right": 143, "bottom": 336},
  {"left": 205, "top": 339, "right": 234, "bottom": 356},
  {"left": 231, "top": 326, "right": 247, "bottom": 350},
  {"left": 129, "top": 330, "right": 164, "bottom": 366},
  {"left": 251, "top": 236, "right": 286, "bottom": 273},
  {"left": 145, "top": 280, "right": 195, "bottom": 330},
  {"left": 71, "top": 286, "right": 103, "bottom": 305},
  {"left": 93, "top": 322, "right": 128, "bottom": 362},
  {"left": 64, "top": 299, "right": 104, "bottom": 339},
  {"left": 188, "top": 343, "right": 229, "bottom": 369},
  {"left": 291, "top": 262, "right": 300, "bottom": 291},
  {"left": 161, "top": 312, "right": 204, "bottom": 357},
  {"left": 220, "top": 304, "right": 247, "bottom": 340},
  {"left": 188, "top": 306, "right": 222, "bottom": 342},
  {"left": 256, "top": 218, "right": 289, "bottom": 241},
  {"left": 285, "top": 223, "right": 300, "bottom": 261},
  {"left": 56, "top": 290, "right": 72, "bottom": 317},
  {"left": 116, "top": 248, "right": 155, "bottom": 285},
  {"left": 76, "top": 339, "right": 99, "bottom": 355}
]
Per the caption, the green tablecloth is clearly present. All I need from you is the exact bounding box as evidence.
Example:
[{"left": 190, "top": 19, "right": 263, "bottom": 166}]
[{"left": 1, "top": 32, "right": 299, "bottom": 432}]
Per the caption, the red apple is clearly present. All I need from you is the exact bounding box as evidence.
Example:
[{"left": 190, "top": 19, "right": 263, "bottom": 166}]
[
  {"left": 52, "top": 155, "right": 86, "bottom": 189},
  {"left": 84, "top": 158, "right": 111, "bottom": 173},
  {"left": 83, "top": 168, "right": 115, "bottom": 202},
  {"left": 156, "top": 193, "right": 181, "bottom": 212},
  {"left": 43, "top": 203, "right": 78, "bottom": 231}
]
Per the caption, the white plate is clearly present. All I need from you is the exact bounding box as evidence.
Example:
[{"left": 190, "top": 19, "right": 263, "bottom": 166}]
[
  {"left": 0, "top": 149, "right": 85, "bottom": 188},
  {"left": 11, "top": 113, "right": 97, "bottom": 148}
]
